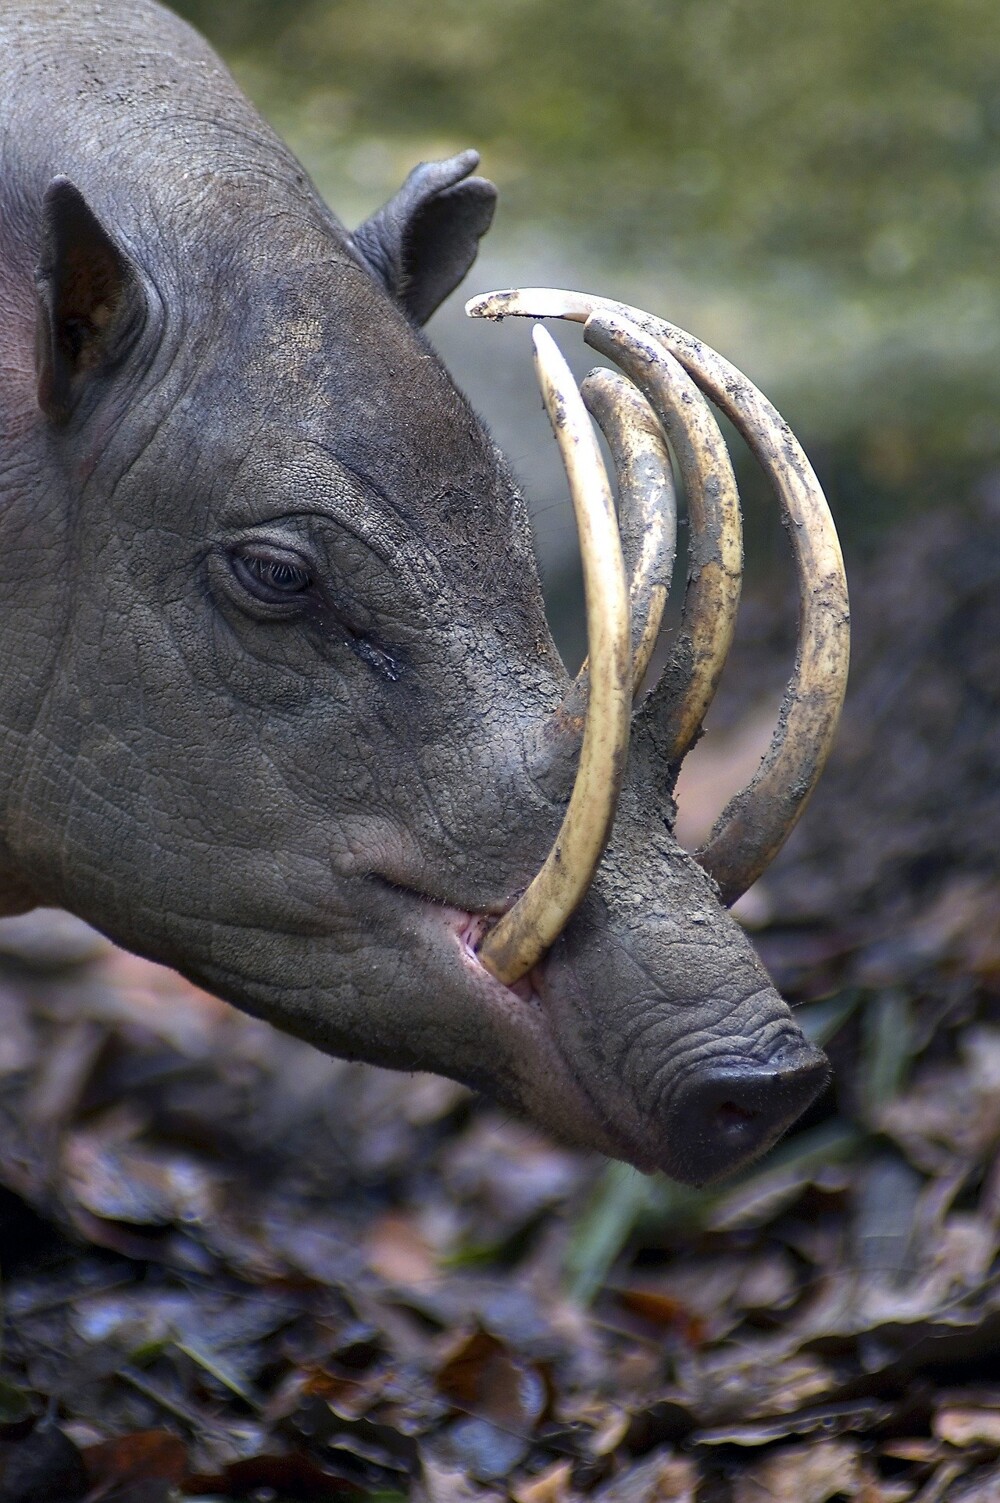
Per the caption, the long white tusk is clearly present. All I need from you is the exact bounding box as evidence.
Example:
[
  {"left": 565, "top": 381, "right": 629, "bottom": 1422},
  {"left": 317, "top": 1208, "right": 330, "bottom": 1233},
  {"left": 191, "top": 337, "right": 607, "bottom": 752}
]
[
  {"left": 468, "top": 288, "right": 850, "bottom": 904},
  {"left": 477, "top": 325, "right": 631, "bottom": 984}
]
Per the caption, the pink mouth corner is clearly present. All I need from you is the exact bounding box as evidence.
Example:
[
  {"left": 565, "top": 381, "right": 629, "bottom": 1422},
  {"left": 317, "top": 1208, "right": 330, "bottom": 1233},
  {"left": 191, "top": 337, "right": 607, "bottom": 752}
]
[{"left": 455, "top": 911, "right": 540, "bottom": 1004}]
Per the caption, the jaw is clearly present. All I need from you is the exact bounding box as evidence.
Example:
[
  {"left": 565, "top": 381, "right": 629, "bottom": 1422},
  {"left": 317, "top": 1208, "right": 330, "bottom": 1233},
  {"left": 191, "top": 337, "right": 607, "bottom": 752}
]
[{"left": 366, "top": 882, "right": 828, "bottom": 1185}]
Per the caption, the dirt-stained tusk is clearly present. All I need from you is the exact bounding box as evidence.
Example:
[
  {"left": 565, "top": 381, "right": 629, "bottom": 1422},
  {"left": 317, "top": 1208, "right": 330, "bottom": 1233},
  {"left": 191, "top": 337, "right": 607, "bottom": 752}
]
[
  {"left": 467, "top": 288, "right": 850, "bottom": 904},
  {"left": 477, "top": 325, "right": 631, "bottom": 984},
  {"left": 584, "top": 314, "right": 742, "bottom": 760},
  {"left": 580, "top": 367, "right": 676, "bottom": 694}
]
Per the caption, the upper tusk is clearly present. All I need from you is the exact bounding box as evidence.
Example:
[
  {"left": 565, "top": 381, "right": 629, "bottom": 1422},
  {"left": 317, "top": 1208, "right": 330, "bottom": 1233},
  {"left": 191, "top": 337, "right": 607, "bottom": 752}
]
[
  {"left": 580, "top": 367, "right": 676, "bottom": 694},
  {"left": 477, "top": 325, "right": 632, "bottom": 984},
  {"left": 468, "top": 289, "right": 850, "bottom": 904},
  {"left": 583, "top": 313, "right": 742, "bottom": 763}
]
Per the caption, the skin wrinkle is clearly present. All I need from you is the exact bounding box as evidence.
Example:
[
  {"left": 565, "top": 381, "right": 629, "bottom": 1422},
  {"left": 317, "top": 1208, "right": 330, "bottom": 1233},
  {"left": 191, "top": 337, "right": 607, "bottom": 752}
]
[
  {"left": 85, "top": 546, "right": 387, "bottom": 883},
  {"left": 71, "top": 355, "right": 173, "bottom": 506},
  {"left": 566, "top": 898, "right": 744, "bottom": 1047},
  {"left": 647, "top": 1023, "right": 795, "bottom": 1116},
  {"left": 55, "top": 775, "right": 350, "bottom": 925}
]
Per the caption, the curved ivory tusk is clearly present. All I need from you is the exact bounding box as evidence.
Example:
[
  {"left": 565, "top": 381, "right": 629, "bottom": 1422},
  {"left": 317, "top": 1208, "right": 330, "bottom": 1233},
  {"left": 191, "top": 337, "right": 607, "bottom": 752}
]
[
  {"left": 467, "top": 288, "right": 850, "bottom": 905},
  {"left": 580, "top": 367, "right": 676, "bottom": 694},
  {"left": 584, "top": 314, "right": 742, "bottom": 760},
  {"left": 477, "top": 325, "right": 632, "bottom": 984}
]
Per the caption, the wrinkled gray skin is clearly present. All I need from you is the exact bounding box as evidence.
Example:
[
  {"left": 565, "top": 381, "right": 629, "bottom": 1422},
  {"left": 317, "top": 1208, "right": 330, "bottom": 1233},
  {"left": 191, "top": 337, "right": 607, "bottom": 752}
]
[{"left": 0, "top": 0, "right": 828, "bottom": 1185}]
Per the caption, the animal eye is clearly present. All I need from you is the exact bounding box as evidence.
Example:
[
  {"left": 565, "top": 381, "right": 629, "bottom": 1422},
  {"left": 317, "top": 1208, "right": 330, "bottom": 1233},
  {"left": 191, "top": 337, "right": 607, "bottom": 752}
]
[{"left": 232, "top": 545, "right": 313, "bottom": 602}]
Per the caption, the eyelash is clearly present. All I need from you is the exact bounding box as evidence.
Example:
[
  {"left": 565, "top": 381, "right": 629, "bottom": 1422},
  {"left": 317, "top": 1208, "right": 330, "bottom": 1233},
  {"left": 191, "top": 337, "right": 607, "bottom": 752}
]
[{"left": 232, "top": 546, "right": 313, "bottom": 601}]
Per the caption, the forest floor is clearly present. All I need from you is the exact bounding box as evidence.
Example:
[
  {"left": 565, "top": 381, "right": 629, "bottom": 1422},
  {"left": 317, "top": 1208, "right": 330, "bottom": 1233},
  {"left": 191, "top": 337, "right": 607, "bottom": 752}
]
[{"left": 0, "top": 493, "right": 997, "bottom": 1503}]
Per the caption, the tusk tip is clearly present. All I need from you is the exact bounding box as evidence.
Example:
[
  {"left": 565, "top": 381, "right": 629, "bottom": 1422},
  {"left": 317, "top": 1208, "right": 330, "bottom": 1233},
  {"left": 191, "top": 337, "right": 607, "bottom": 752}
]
[
  {"left": 466, "top": 290, "right": 520, "bottom": 320},
  {"left": 531, "top": 321, "right": 557, "bottom": 358},
  {"left": 466, "top": 288, "right": 593, "bottom": 323},
  {"left": 531, "top": 324, "right": 577, "bottom": 399}
]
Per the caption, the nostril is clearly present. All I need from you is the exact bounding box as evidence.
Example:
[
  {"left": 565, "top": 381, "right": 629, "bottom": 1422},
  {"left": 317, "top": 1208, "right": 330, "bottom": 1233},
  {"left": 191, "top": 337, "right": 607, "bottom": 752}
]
[{"left": 714, "top": 1098, "right": 759, "bottom": 1138}]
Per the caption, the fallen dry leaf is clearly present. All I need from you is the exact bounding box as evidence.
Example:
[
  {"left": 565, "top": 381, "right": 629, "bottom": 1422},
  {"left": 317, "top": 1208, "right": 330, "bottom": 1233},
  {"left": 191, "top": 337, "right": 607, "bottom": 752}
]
[
  {"left": 732, "top": 1439, "right": 861, "bottom": 1503},
  {"left": 511, "top": 1458, "right": 575, "bottom": 1503},
  {"left": 82, "top": 1428, "right": 188, "bottom": 1491},
  {"left": 933, "top": 1405, "right": 1000, "bottom": 1448}
]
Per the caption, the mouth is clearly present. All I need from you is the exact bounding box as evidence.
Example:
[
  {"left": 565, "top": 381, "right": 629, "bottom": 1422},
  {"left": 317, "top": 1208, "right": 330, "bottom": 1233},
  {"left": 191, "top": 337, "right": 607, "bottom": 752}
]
[
  {"left": 454, "top": 910, "right": 547, "bottom": 1005},
  {"left": 364, "top": 874, "right": 667, "bottom": 1172}
]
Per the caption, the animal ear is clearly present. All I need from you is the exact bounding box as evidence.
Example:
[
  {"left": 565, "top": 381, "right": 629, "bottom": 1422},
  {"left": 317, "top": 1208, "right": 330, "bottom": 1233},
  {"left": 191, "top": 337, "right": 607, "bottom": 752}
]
[
  {"left": 34, "top": 177, "right": 147, "bottom": 423},
  {"left": 352, "top": 149, "right": 497, "bottom": 326}
]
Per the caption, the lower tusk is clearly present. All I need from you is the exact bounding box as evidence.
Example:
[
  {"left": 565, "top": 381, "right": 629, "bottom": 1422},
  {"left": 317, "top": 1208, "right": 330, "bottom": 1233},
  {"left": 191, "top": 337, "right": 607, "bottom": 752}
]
[
  {"left": 468, "top": 288, "right": 849, "bottom": 902},
  {"left": 580, "top": 367, "right": 676, "bottom": 694},
  {"left": 477, "top": 326, "right": 632, "bottom": 984}
]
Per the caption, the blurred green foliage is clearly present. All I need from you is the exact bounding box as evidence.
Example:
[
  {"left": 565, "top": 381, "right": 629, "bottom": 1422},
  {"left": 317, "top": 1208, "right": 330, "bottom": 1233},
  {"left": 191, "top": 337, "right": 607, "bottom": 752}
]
[
  {"left": 178, "top": 0, "right": 996, "bottom": 278},
  {"left": 174, "top": 0, "right": 1000, "bottom": 536}
]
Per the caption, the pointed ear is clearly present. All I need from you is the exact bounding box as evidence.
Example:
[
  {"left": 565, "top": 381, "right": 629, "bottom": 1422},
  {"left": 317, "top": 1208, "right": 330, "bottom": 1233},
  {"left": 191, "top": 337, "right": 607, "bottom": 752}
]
[
  {"left": 35, "top": 177, "right": 147, "bottom": 424},
  {"left": 352, "top": 150, "right": 497, "bottom": 326}
]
